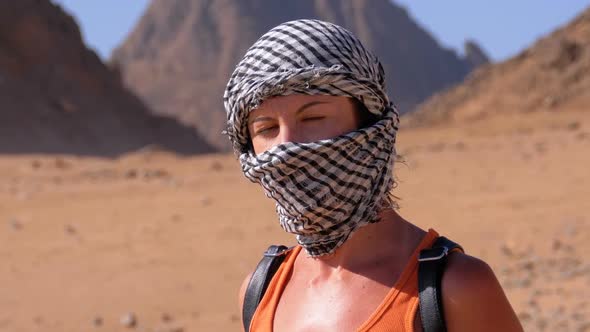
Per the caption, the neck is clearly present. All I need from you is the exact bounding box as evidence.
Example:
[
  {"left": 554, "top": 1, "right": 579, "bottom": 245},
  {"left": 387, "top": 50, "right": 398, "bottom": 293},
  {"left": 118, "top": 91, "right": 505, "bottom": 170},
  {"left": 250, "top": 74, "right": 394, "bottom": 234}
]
[{"left": 306, "top": 209, "right": 424, "bottom": 275}]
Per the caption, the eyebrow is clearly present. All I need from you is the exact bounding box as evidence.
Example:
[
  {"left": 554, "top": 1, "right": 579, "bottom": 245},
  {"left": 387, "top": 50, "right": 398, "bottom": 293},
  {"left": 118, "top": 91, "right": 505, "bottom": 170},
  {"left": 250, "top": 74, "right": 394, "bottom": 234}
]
[
  {"left": 296, "top": 101, "right": 328, "bottom": 114},
  {"left": 249, "top": 101, "right": 329, "bottom": 124}
]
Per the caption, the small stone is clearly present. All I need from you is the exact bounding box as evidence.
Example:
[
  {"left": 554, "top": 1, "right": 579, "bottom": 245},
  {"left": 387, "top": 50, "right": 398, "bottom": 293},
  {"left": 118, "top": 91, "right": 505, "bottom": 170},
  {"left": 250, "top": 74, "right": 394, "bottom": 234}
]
[
  {"left": 9, "top": 218, "right": 22, "bottom": 230},
  {"left": 143, "top": 169, "right": 169, "bottom": 179},
  {"left": 576, "top": 132, "right": 589, "bottom": 140},
  {"left": 521, "top": 260, "right": 535, "bottom": 271},
  {"left": 500, "top": 266, "right": 513, "bottom": 276},
  {"left": 210, "top": 161, "right": 223, "bottom": 171},
  {"left": 64, "top": 224, "right": 77, "bottom": 235},
  {"left": 161, "top": 312, "right": 172, "bottom": 322},
  {"left": 572, "top": 311, "right": 585, "bottom": 321},
  {"left": 519, "top": 277, "right": 532, "bottom": 288},
  {"left": 199, "top": 196, "right": 212, "bottom": 206},
  {"left": 120, "top": 312, "right": 137, "bottom": 328},
  {"left": 566, "top": 121, "right": 581, "bottom": 131},
  {"left": 551, "top": 238, "right": 574, "bottom": 252},
  {"left": 535, "top": 142, "right": 547, "bottom": 154},
  {"left": 500, "top": 244, "right": 514, "bottom": 257},
  {"left": 54, "top": 158, "right": 70, "bottom": 169},
  {"left": 543, "top": 96, "right": 557, "bottom": 108},
  {"left": 517, "top": 311, "right": 532, "bottom": 322},
  {"left": 93, "top": 316, "right": 103, "bottom": 327},
  {"left": 125, "top": 169, "right": 138, "bottom": 179},
  {"left": 152, "top": 169, "right": 170, "bottom": 178},
  {"left": 528, "top": 298, "right": 539, "bottom": 308}
]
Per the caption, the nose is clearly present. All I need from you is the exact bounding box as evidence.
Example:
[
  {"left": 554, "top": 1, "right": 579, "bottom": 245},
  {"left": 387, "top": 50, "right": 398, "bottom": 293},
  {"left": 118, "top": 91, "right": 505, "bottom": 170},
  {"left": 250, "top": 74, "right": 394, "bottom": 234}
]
[
  {"left": 278, "top": 125, "right": 296, "bottom": 144},
  {"left": 278, "top": 122, "right": 302, "bottom": 144}
]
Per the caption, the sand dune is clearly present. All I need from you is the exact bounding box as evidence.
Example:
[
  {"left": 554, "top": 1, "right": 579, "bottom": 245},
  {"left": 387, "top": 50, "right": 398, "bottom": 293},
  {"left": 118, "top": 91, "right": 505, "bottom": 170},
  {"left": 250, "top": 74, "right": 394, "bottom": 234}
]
[{"left": 1, "top": 109, "right": 589, "bottom": 332}]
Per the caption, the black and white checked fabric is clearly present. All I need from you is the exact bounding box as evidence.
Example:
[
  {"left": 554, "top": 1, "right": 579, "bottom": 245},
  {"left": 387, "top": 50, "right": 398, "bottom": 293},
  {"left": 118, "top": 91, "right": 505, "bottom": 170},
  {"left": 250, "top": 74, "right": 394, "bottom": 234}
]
[{"left": 223, "top": 19, "right": 400, "bottom": 256}]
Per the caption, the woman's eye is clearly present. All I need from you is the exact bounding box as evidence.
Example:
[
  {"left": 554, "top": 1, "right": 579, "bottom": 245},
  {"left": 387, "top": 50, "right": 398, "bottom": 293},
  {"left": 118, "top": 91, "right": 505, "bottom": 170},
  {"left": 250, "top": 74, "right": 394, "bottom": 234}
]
[
  {"left": 256, "top": 126, "right": 278, "bottom": 135},
  {"left": 302, "top": 116, "right": 325, "bottom": 122}
]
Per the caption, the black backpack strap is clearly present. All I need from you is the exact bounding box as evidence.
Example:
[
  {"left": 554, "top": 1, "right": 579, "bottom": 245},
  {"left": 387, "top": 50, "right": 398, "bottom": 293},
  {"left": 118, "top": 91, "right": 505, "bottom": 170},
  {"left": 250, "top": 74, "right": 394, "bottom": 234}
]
[
  {"left": 242, "top": 245, "right": 289, "bottom": 332},
  {"left": 418, "top": 236, "right": 463, "bottom": 332}
]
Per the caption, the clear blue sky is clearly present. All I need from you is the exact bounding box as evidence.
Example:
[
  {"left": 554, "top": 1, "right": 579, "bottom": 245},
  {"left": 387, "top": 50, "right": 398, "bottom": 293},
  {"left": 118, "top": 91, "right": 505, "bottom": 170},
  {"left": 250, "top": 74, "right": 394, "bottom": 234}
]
[{"left": 52, "top": 0, "right": 589, "bottom": 62}]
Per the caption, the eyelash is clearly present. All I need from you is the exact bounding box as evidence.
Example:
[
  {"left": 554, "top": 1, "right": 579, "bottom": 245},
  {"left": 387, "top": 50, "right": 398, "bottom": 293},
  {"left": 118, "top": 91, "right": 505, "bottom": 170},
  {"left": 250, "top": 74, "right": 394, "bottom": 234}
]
[
  {"left": 255, "top": 117, "right": 326, "bottom": 135},
  {"left": 302, "top": 116, "right": 325, "bottom": 122},
  {"left": 256, "top": 126, "right": 278, "bottom": 135}
]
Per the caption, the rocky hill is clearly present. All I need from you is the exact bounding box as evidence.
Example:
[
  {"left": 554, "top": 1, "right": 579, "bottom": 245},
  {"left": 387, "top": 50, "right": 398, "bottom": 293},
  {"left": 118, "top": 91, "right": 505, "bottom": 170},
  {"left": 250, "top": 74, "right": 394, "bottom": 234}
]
[
  {"left": 403, "top": 7, "right": 590, "bottom": 127},
  {"left": 0, "top": 0, "right": 213, "bottom": 156},
  {"left": 111, "top": 0, "right": 488, "bottom": 150}
]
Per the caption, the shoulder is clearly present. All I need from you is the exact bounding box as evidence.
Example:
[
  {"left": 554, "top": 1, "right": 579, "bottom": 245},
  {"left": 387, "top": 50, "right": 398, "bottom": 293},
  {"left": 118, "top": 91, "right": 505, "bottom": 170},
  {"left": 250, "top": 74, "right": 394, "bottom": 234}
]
[
  {"left": 441, "top": 252, "right": 523, "bottom": 332},
  {"left": 442, "top": 252, "right": 497, "bottom": 296}
]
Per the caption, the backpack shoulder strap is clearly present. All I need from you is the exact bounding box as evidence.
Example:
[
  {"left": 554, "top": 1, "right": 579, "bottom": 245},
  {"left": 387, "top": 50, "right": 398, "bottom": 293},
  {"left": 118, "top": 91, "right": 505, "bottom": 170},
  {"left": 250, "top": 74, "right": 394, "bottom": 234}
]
[
  {"left": 242, "top": 245, "right": 289, "bottom": 332},
  {"left": 418, "top": 236, "right": 463, "bottom": 332}
]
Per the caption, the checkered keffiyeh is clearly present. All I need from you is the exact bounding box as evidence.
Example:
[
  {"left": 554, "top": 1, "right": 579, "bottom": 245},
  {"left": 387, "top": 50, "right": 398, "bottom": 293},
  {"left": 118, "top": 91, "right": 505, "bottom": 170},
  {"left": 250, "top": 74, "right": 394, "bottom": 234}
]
[{"left": 223, "top": 19, "right": 400, "bottom": 257}]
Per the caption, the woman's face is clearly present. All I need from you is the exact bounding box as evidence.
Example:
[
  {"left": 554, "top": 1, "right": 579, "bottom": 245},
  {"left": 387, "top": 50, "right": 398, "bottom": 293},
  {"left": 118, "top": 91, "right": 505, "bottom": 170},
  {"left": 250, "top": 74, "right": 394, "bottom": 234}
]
[{"left": 247, "top": 95, "right": 361, "bottom": 154}]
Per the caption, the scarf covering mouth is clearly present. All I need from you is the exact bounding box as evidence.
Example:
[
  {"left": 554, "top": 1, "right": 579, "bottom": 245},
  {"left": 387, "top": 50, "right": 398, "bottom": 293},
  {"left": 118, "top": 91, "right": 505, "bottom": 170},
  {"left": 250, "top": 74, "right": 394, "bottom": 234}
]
[{"left": 223, "top": 19, "right": 400, "bottom": 257}]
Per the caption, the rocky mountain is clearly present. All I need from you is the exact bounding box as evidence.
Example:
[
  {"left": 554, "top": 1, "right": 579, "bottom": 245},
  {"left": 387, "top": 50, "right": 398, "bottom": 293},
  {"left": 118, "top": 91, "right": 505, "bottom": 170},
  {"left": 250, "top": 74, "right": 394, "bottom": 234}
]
[
  {"left": 111, "top": 0, "right": 488, "bottom": 151},
  {"left": 403, "top": 7, "right": 590, "bottom": 127},
  {"left": 0, "top": 0, "right": 213, "bottom": 156}
]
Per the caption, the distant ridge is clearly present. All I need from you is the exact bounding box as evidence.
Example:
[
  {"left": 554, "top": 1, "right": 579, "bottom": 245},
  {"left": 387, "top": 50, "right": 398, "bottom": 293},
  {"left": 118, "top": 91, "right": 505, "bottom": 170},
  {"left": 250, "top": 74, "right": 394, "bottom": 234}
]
[{"left": 403, "top": 6, "right": 590, "bottom": 127}]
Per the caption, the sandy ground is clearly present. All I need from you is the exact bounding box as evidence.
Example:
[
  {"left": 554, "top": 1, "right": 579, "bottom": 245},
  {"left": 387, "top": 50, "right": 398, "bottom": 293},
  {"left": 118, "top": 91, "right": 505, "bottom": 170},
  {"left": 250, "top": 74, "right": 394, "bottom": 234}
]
[{"left": 1, "top": 109, "right": 589, "bottom": 332}]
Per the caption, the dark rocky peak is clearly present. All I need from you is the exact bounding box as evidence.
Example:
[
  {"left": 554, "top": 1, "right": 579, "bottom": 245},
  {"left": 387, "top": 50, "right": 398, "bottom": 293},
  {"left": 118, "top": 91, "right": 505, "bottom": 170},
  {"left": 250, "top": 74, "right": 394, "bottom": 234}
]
[
  {"left": 112, "top": 0, "right": 482, "bottom": 150},
  {"left": 0, "top": 0, "right": 213, "bottom": 156}
]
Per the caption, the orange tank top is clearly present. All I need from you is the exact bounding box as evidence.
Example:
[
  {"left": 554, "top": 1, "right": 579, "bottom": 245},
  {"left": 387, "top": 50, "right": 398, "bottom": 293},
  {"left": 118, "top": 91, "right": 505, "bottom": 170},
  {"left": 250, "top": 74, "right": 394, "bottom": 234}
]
[{"left": 249, "top": 228, "right": 453, "bottom": 331}]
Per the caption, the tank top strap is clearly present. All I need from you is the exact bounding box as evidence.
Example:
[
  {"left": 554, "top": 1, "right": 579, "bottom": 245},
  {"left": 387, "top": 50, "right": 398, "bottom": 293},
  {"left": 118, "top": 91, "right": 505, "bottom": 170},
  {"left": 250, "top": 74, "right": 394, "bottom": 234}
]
[
  {"left": 357, "top": 228, "right": 439, "bottom": 331},
  {"left": 249, "top": 245, "right": 302, "bottom": 331}
]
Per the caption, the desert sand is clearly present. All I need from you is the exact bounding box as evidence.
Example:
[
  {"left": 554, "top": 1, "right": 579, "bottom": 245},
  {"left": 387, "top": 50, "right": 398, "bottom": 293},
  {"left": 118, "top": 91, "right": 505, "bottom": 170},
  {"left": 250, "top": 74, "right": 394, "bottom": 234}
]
[{"left": 1, "top": 109, "right": 589, "bottom": 332}]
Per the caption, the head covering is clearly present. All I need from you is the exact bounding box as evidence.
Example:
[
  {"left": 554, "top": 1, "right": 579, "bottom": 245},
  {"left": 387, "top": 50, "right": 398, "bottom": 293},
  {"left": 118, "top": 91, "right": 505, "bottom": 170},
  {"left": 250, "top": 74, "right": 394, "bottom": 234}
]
[{"left": 223, "top": 19, "right": 400, "bottom": 256}]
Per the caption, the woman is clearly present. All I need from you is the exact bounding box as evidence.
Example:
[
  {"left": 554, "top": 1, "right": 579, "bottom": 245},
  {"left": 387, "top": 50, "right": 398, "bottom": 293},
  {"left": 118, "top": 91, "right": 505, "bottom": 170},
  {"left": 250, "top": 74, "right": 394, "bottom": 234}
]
[{"left": 224, "top": 19, "right": 522, "bottom": 332}]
